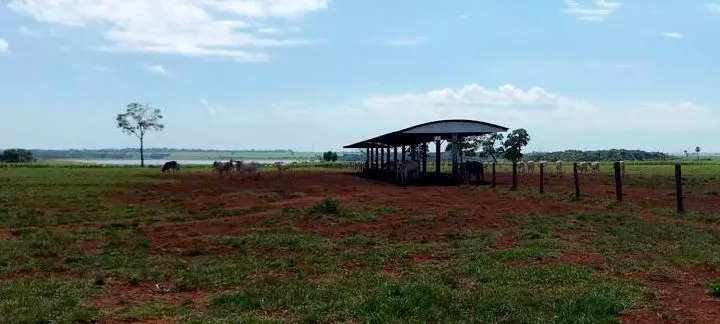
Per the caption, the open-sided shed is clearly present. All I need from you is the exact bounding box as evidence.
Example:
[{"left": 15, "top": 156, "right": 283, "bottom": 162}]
[{"left": 344, "top": 119, "right": 509, "bottom": 181}]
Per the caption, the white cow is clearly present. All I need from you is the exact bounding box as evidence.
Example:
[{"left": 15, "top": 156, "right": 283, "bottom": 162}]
[
  {"left": 619, "top": 161, "right": 626, "bottom": 177},
  {"left": 396, "top": 160, "right": 420, "bottom": 184},
  {"left": 578, "top": 162, "right": 588, "bottom": 174},
  {"left": 517, "top": 161, "right": 526, "bottom": 175},
  {"left": 527, "top": 161, "right": 536, "bottom": 175},
  {"left": 555, "top": 160, "right": 564, "bottom": 176},
  {"left": 235, "top": 161, "right": 260, "bottom": 178},
  {"left": 275, "top": 161, "right": 294, "bottom": 174},
  {"left": 591, "top": 161, "right": 601, "bottom": 175}
]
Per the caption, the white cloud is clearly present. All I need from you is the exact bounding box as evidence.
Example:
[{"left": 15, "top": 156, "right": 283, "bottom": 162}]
[
  {"left": 662, "top": 32, "right": 683, "bottom": 38},
  {"left": 383, "top": 37, "right": 426, "bottom": 47},
  {"left": 256, "top": 27, "right": 283, "bottom": 35},
  {"left": 563, "top": 0, "right": 622, "bottom": 21},
  {"left": 362, "top": 84, "right": 598, "bottom": 126},
  {"left": 144, "top": 65, "right": 170, "bottom": 76},
  {"left": 0, "top": 39, "right": 8, "bottom": 53},
  {"left": 7, "top": 0, "right": 328, "bottom": 62},
  {"left": 358, "top": 84, "right": 717, "bottom": 132},
  {"left": 19, "top": 25, "right": 47, "bottom": 37}
]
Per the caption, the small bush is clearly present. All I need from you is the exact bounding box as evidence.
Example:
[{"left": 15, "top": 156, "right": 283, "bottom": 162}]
[
  {"left": 709, "top": 280, "right": 720, "bottom": 297},
  {"left": 129, "top": 274, "right": 140, "bottom": 286},
  {"left": 309, "top": 197, "right": 340, "bottom": 215}
]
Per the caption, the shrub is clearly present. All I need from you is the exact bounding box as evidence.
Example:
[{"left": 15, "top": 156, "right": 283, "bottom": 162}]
[
  {"left": 709, "top": 280, "right": 720, "bottom": 297},
  {"left": 309, "top": 197, "right": 340, "bottom": 215}
]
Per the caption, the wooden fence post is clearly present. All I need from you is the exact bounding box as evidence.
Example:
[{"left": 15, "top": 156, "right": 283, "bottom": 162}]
[
  {"left": 675, "top": 164, "right": 684, "bottom": 213},
  {"left": 512, "top": 161, "right": 518, "bottom": 191},
  {"left": 614, "top": 161, "right": 622, "bottom": 202},
  {"left": 573, "top": 162, "right": 580, "bottom": 200},
  {"left": 539, "top": 162, "right": 545, "bottom": 194}
]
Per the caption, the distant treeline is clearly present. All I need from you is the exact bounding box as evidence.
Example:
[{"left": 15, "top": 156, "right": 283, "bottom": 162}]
[
  {"left": 524, "top": 150, "right": 669, "bottom": 162},
  {"left": 29, "top": 148, "right": 354, "bottom": 161}
]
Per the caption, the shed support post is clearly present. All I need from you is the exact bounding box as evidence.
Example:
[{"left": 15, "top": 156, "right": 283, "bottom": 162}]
[
  {"left": 374, "top": 148, "right": 379, "bottom": 169},
  {"left": 422, "top": 143, "right": 428, "bottom": 174},
  {"left": 402, "top": 146, "right": 406, "bottom": 162},
  {"left": 435, "top": 140, "right": 441, "bottom": 176},
  {"left": 393, "top": 147, "right": 398, "bottom": 169},
  {"left": 379, "top": 148, "right": 384, "bottom": 169},
  {"left": 365, "top": 149, "right": 370, "bottom": 170},
  {"left": 386, "top": 147, "right": 391, "bottom": 170},
  {"left": 451, "top": 134, "right": 459, "bottom": 181}
]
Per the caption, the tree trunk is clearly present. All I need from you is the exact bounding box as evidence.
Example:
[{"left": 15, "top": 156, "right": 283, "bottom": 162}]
[{"left": 140, "top": 137, "right": 145, "bottom": 167}]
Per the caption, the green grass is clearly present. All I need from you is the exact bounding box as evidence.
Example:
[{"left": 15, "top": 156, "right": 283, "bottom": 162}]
[{"left": 3, "top": 166, "right": 720, "bottom": 322}]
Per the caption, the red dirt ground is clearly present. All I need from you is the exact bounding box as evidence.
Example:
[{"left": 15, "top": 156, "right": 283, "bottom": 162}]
[{"left": 97, "top": 171, "right": 720, "bottom": 322}]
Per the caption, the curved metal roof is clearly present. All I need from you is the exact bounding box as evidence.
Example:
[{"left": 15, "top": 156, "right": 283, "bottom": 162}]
[{"left": 344, "top": 119, "right": 509, "bottom": 148}]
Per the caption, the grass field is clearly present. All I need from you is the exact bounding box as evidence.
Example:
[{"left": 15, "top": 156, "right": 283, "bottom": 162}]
[{"left": 1, "top": 164, "right": 719, "bottom": 323}]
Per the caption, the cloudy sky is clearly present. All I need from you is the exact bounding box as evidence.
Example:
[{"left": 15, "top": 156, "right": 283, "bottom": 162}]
[{"left": 0, "top": 0, "right": 718, "bottom": 152}]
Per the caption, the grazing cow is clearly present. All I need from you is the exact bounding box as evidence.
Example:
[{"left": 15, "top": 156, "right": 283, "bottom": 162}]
[
  {"left": 465, "top": 161, "right": 484, "bottom": 185},
  {"left": 555, "top": 160, "right": 564, "bottom": 176},
  {"left": 579, "top": 162, "right": 588, "bottom": 174},
  {"left": 517, "top": 161, "right": 526, "bottom": 175},
  {"left": 619, "top": 161, "right": 626, "bottom": 177},
  {"left": 591, "top": 161, "right": 601, "bottom": 175},
  {"left": 396, "top": 160, "right": 420, "bottom": 184},
  {"left": 526, "top": 161, "right": 536, "bottom": 175},
  {"left": 236, "top": 161, "right": 260, "bottom": 178},
  {"left": 213, "top": 160, "right": 234, "bottom": 177},
  {"left": 275, "top": 161, "right": 293, "bottom": 174},
  {"left": 161, "top": 161, "right": 179, "bottom": 174}
]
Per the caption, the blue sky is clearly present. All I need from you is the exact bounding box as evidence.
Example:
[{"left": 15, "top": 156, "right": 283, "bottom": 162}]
[{"left": 1, "top": 0, "right": 719, "bottom": 152}]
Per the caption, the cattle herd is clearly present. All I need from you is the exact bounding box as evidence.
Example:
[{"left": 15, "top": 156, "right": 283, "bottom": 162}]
[
  {"left": 161, "top": 160, "right": 299, "bottom": 178},
  {"left": 515, "top": 160, "right": 626, "bottom": 177}
]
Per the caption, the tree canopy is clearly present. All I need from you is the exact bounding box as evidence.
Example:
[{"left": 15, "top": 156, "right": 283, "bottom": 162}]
[
  {"left": 1, "top": 149, "right": 35, "bottom": 163},
  {"left": 116, "top": 103, "right": 164, "bottom": 167},
  {"left": 502, "top": 129, "right": 531, "bottom": 162}
]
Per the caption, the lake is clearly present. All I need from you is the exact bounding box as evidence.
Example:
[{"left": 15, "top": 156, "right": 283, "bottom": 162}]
[{"left": 54, "top": 159, "right": 308, "bottom": 166}]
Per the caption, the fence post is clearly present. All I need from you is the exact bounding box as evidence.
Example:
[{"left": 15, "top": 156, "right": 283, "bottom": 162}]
[
  {"left": 492, "top": 162, "right": 496, "bottom": 188},
  {"left": 512, "top": 161, "right": 518, "bottom": 191},
  {"left": 573, "top": 162, "right": 580, "bottom": 200},
  {"left": 539, "top": 162, "right": 545, "bottom": 194},
  {"left": 614, "top": 161, "right": 622, "bottom": 202},
  {"left": 675, "top": 164, "right": 684, "bottom": 213}
]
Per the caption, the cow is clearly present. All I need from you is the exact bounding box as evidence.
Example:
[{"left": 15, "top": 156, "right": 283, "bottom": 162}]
[
  {"left": 213, "top": 160, "right": 234, "bottom": 177},
  {"left": 396, "top": 160, "right": 420, "bottom": 184},
  {"left": 465, "top": 161, "right": 484, "bottom": 185},
  {"left": 591, "top": 161, "right": 601, "bottom": 175},
  {"left": 555, "top": 160, "right": 564, "bottom": 177},
  {"left": 275, "top": 161, "right": 294, "bottom": 174},
  {"left": 579, "top": 162, "right": 588, "bottom": 174},
  {"left": 526, "top": 161, "right": 536, "bottom": 175},
  {"left": 619, "top": 160, "right": 626, "bottom": 177},
  {"left": 236, "top": 161, "right": 260, "bottom": 178},
  {"left": 161, "top": 161, "right": 179, "bottom": 174},
  {"left": 517, "top": 161, "right": 526, "bottom": 175}
]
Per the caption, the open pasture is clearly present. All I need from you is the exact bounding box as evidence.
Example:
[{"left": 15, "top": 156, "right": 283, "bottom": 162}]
[{"left": 1, "top": 165, "right": 720, "bottom": 323}]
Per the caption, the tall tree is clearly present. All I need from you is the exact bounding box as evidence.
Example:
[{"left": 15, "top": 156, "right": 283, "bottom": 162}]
[
  {"left": 502, "top": 129, "right": 531, "bottom": 162},
  {"left": 684, "top": 150, "right": 689, "bottom": 159},
  {"left": 476, "top": 133, "right": 505, "bottom": 163},
  {"left": 445, "top": 137, "right": 479, "bottom": 163},
  {"left": 696, "top": 146, "right": 701, "bottom": 160},
  {"left": 116, "top": 103, "right": 164, "bottom": 167}
]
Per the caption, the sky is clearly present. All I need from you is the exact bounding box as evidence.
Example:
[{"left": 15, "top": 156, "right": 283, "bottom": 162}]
[{"left": 1, "top": 0, "right": 719, "bottom": 153}]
